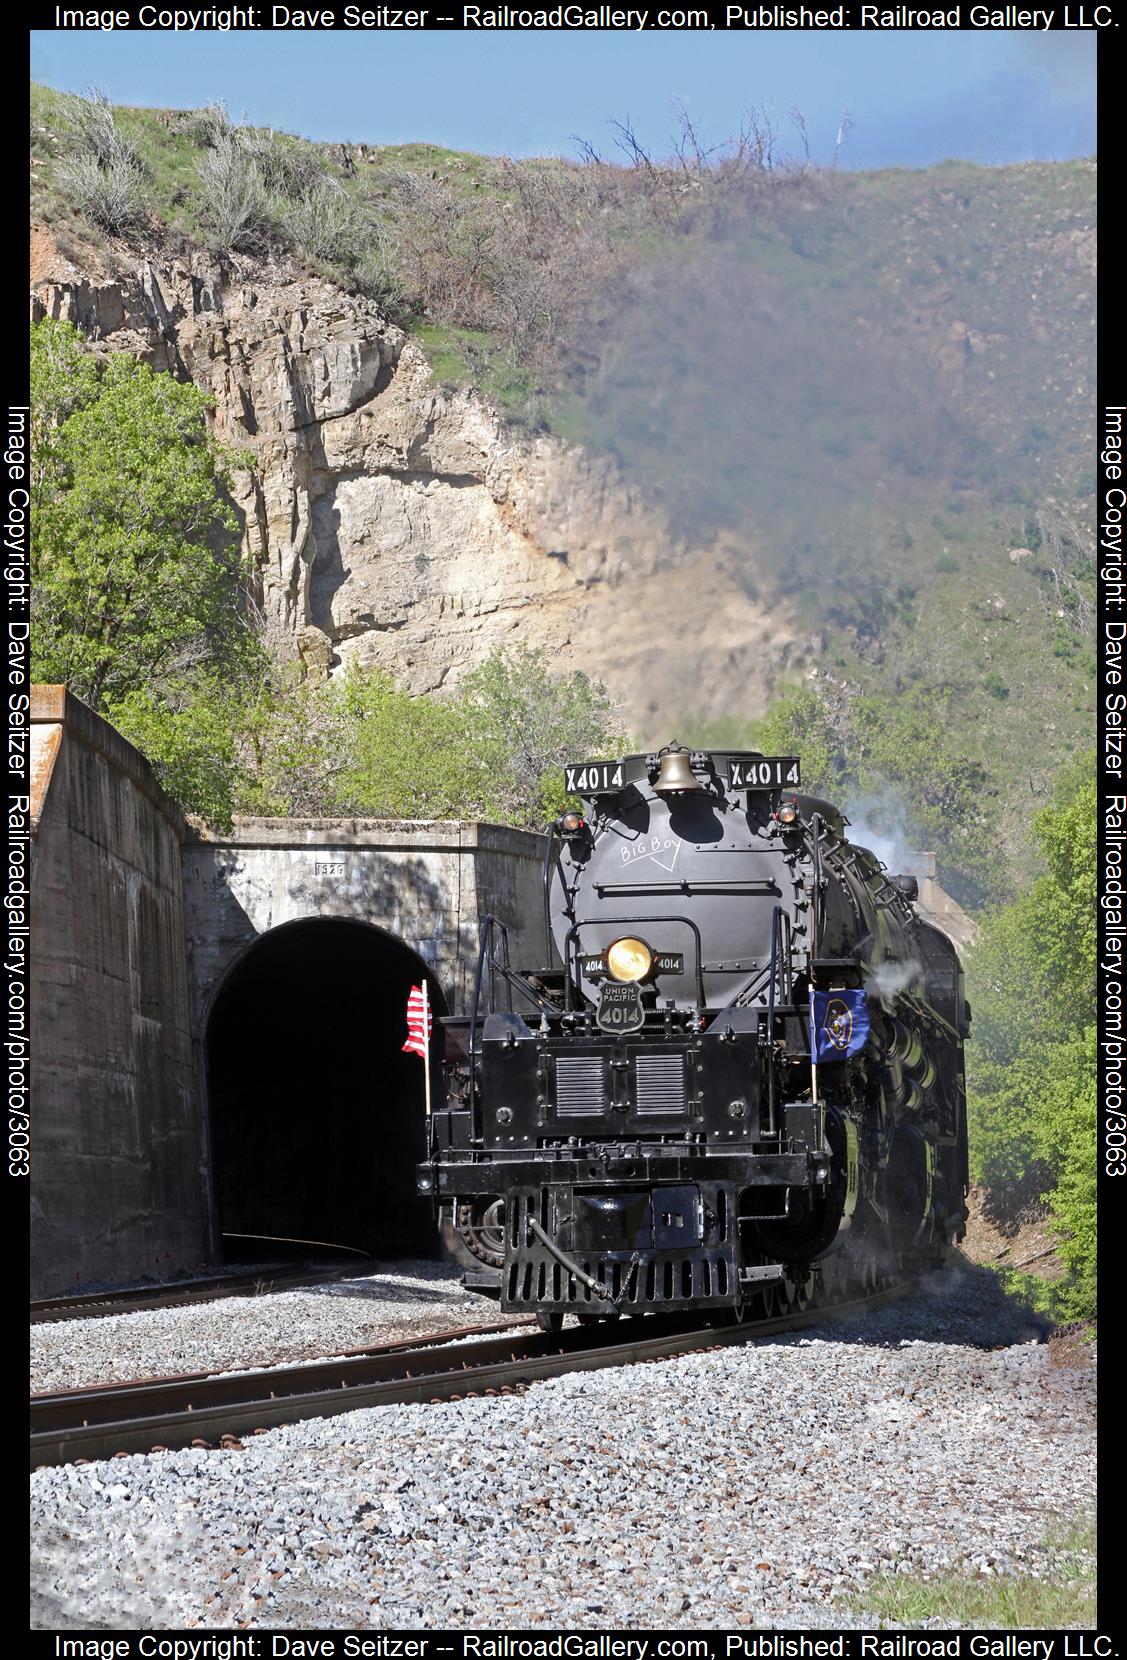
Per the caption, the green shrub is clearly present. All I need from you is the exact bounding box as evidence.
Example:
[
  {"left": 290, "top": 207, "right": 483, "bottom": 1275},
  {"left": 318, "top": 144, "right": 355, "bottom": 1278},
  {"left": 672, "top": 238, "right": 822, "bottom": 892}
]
[
  {"left": 284, "top": 179, "right": 359, "bottom": 263},
  {"left": 57, "top": 151, "right": 147, "bottom": 235},
  {"left": 56, "top": 88, "right": 149, "bottom": 235},
  {"left": 241, "top": 129, "right": 328, "bottom": 198},
  {"left": 184, "top": 99, "right": 233, "bottom": 149},
  {"left": 966, "top": 754, "right": 1096, "bottom": 1320},
  {"left": 60, "top": 86, "right": 148, "bottom": 176},
  {"left": 751, "top": 680, "right": 1005, "bottom": 909},
  {"left": 229, "top": 650, "right": 624, "bottom": 829},
  {"left": 195, "top": 136, "right": 276, "bottom": 253}
]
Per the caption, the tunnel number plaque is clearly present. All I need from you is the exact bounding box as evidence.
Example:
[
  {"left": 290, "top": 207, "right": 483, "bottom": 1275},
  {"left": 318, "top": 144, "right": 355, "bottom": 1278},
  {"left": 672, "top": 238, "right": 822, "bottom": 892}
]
[{"left": 596, "top": 981, "right": 645, "bottom": 1034}]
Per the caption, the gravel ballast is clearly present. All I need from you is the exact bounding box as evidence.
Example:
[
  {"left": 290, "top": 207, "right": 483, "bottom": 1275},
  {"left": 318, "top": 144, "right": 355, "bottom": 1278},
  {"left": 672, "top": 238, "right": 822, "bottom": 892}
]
[
  {"left": 30, "top": 1260, "right": 1094, "bottom": 1631},
  {"left": 31, "top": 1261, "right": 522, "bottom": 1394}
]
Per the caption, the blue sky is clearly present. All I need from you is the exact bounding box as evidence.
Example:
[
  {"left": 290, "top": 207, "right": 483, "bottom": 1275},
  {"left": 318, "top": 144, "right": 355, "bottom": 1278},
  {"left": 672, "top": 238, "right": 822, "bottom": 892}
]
[{"left": 30, "top": 29, "right": 1095, "bottom": 170}]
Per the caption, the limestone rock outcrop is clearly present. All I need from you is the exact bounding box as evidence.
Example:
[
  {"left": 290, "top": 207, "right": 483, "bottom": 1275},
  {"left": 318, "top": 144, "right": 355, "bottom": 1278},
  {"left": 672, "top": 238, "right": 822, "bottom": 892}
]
[{"left": 31, "top": 241, "right": 816, "bottom": 734}]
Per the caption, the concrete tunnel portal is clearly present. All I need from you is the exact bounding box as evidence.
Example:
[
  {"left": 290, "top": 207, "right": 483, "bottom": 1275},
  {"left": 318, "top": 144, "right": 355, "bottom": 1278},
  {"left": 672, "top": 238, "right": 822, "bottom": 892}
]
[{"left": 206, "top": 918, "right": 447, "bottom": 1262}]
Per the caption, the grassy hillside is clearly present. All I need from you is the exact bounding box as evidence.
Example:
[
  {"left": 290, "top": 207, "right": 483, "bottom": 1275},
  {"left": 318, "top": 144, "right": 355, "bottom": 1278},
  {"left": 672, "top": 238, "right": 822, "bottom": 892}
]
[{"left": 30, "top": 83, "right": 1095, "bottom": 894}]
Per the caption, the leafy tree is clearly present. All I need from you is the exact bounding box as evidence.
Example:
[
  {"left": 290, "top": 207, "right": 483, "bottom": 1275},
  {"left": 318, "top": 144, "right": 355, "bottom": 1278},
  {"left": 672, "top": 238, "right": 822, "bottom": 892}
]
[
  {"left": 31, "top": 319, "right": 256, "bottom": 709},
  {"left": 109, "top": 678, "right": 248, "bottom": 828},
  {"left": 29, "top": 316, "right": 100, "bottom": 520},
  {"left": 222, "top": 652, "right": 623, "bottom": 829},
  {"left": 751, "top": 680, "right": 1004, "bottom": 906},
  {"left": 332, "top": 668, "right": 485, "bottom": 820},
  {"left": 231, "top": 666, "right": 482, "bottom": 821},
  {"left": 749, "top": 685, "right": 850, "bottom": 800},
  {"left": 231, "top": 670, "right": 351, "bottom": 820},
  {"left": 965, "top": 753, "right": 1096, "bottom": 1321},
  {"left": 457, "top": 646, "right": 626, "bottom": 827}
]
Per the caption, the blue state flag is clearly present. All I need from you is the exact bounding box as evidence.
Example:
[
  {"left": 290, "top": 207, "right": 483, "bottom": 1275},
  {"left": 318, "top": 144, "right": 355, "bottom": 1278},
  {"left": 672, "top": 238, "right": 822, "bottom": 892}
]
[{"left": 810, "top": 988, "right": 870, "bottom": 1063}]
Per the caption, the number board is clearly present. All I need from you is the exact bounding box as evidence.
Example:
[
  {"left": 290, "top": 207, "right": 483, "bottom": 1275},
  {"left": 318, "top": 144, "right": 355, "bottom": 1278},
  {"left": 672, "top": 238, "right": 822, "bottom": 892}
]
[
  {"left": 726, "top": 755, "right": 801, "bottom": 791},
  {"left": 564, "top": 759, "right": 626, "bottom": 796},
  {"left": 580, "top": 952, "right": 683, "bottom": 978},
  {"left": 596, "top": 981, "right": 645, "bottom": 1034}
]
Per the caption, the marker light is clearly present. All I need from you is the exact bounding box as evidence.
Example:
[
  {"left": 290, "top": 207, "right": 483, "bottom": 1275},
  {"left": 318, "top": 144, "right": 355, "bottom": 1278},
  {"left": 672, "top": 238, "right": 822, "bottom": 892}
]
[
  {"left": 776, "top": 797, "right": 800, "bottom": 826},
  {"left": 606, "top": 936, "right": 654, "bottom": 983},
  {"left": 560, "top": 811, "right": 586, "bottom": 835}
]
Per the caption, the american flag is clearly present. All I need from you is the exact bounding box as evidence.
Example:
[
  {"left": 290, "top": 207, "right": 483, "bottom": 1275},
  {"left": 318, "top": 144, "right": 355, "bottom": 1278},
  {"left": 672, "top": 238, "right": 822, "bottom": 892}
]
[{"left": 403, "top": 983, "right": 432, "bottom": 1057}]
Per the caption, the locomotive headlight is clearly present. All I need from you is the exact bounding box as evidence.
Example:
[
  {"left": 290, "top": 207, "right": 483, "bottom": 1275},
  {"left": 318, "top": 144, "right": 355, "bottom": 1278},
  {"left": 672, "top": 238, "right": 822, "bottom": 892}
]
[{"left": 606, "top": 936, "right": 654, "bottom": 983}]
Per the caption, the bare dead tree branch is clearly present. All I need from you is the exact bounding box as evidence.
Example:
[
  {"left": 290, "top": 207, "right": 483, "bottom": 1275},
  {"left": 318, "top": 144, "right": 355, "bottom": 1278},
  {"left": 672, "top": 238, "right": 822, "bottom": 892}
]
[
  {"left": 791, "top": 105, "right": 811, "bottom": 167},
  {"left": 832, "top": 109, "right": 853, "bottom": 170}
]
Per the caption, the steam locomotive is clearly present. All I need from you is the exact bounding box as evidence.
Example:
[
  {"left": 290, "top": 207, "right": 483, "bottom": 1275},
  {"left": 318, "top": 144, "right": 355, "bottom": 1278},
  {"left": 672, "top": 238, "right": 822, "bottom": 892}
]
[{"left": 417, "top": 745, "right": 969, "bottom": 1327}]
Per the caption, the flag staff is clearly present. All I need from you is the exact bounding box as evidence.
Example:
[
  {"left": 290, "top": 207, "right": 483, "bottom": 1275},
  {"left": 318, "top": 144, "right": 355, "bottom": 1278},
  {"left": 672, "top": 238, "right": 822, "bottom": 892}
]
[
  {"left": 422, "top": 979, "right": 432, "bottom": 1121},
  {"left": 808, "top": 812, "right": 822, "bottom": 1109},
  {"left": 404, "top": 982, "right": 435, "bottom": 1133}
]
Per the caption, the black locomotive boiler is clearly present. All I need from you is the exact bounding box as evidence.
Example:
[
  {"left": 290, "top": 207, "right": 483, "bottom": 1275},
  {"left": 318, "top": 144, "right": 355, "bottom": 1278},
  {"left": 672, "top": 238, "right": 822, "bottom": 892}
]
[{"left": 417, "top": 745, "right": 970, "bottom": 1327}]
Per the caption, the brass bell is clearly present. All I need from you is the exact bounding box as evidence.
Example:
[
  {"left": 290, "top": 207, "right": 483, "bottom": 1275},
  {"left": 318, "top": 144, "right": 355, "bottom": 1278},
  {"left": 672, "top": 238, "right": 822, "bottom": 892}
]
[{"left": 652, "top": 744, "right": 704, "bottom": 794}]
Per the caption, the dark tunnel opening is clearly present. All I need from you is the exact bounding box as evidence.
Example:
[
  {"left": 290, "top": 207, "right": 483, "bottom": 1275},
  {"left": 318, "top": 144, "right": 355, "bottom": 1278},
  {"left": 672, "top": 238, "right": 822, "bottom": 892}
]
[{"left": 206, "top": 919, "right": 447, "bottom": 1262}]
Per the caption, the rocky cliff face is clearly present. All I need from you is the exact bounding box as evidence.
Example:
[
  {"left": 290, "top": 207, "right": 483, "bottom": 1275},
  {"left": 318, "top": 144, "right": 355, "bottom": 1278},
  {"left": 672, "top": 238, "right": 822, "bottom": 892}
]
[{"left": 31, "top": 237, "right": 816, "bottom": 735}]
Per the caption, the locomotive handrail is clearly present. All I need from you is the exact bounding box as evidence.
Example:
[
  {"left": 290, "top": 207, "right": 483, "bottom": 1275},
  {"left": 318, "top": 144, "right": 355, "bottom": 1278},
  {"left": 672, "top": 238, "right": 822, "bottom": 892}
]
[
  {"left": 542, "top": 822, "right": 576, "bottom": 969},
  {"left": 732, "top": 966, "right": 770, "bottom": 1006},
  {"left": 469, "top": 915, "right": 513, "bottom": 1109},
  {"left": 561, "top": 914, "right": 707, "bottom": 1011},
  {"left": 729, "top": 909, "right": 795, "bottom": 1012},
  {"left": 499, "top": 918, "right": 513, "bottom": 1013},
  {"left": 542, "top": 823, "right": 558, "bottom": 969},
  {"left": 468, "top": 915, "right": 496, "bottom": 1077},
  {"left": 767, "top": 905, "right": 782, "bottom": 1050},
  {"left": 764, "top": 904, "right": 795, "bottom": 1137},
  {"left": 491, "top": 961, "right": 562, "bottom": 1018},
  {"left": 809, "top": 813, "right": 823, "bottom": 971},
  {"left": 592, "top": 878, "right": 782, "bottom": 897}
]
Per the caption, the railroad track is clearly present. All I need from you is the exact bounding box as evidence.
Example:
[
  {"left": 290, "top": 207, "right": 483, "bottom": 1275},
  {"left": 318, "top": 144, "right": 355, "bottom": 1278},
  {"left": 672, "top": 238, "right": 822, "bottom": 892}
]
[
  {"left": 30, "top": 1277, "right": 914, "bottom": 1471},
  {"left": 30, "top": 1261, "right": 379, "bottom": 1325}
]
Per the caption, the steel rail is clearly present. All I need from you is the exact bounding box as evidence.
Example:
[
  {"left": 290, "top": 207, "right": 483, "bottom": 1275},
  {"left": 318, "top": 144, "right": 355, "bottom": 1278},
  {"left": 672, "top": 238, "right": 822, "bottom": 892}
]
[
  {"left": 30, "top": 1277, "right": 914, "bottom": 1471},
  {"left": 30, "top": 1262, "right": 381, "bottom": 1325},
  {"left": 32, "top": 1317, "right": 538, "bottom": 1400}
]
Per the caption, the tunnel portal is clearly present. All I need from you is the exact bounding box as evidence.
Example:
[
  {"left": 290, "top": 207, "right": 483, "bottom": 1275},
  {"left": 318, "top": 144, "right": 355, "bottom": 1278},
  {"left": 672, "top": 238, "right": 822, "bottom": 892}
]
[{"left": 206, "top": 918, "right": 446, "bottom": 1260}]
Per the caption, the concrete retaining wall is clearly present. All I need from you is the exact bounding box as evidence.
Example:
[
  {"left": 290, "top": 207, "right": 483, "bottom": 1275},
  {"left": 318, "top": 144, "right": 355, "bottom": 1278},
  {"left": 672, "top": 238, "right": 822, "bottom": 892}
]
[{"left": 30, "top": 688, "right": 207, "bottom": 1296}]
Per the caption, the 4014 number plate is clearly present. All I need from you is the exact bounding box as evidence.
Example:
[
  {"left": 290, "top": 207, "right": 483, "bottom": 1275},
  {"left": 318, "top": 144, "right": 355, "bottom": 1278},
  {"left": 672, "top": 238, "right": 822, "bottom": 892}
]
[
  {"left": 580, "top": 952, "right": 683, "bottom": 978},
  {"left": 564, "top": 759, "right": 625, "bottom": 795},
  {"left": 727, "top": 755, "right": 801, "bottom": 790},
  {"left": 596, "top": 981, "right": 645, "bottom": 1034}
]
